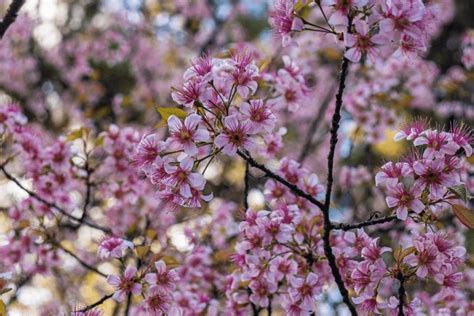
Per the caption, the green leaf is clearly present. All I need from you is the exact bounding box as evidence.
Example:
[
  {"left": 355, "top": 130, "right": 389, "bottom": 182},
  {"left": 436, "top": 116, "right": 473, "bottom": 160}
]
[
  {"left": 94, "top": 135, "right": 105, "bottom": 147},
  {"left": 0, "top": 299, "right": 6, "bottom": 316},
  {"left": 136, "top": 245, "right": 150, "bottom": 259},
  {"left": 452, "top": 204, "right": 474, "bottom": 229},
  {"left": 66, "top": 127, "right": 86, "bottom": 141},
  {"left": 156, "top": 107, "right": 187, "bottom": 128},
  {"left": 448, "top": 185, "right": 468, "bottom": 203},
  {"left": 294, "top": 0, "right": 312, "bottom": 11}
]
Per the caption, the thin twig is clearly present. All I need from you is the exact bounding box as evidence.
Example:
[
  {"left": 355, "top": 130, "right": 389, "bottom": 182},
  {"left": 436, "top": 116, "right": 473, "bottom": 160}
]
[
  {"left": 56, "top": 243, "right": 107, "bottom": 278},
  {"left": 237, "top": 151, "right": 325, "bottom": 210},
  {"left": 80, "top": 158, "right": 93, "bottom": 222},
  {"left": 332, "top": 215, "right": 398, "bottom": 231},
  {"left": 397, "top": 272, "right": 405, "bottom": 316},
  {"left": 77, "top": 293, "right": 113, "bottom": 313},
  {"left": 0, "top": 165, "right": 112, "bottom": 233},
  {"left": 244, "top": 162, "right": 250, "bottom": 210},
  {"left": 0, "top": 0, "right": 26, "bottom": 40}
]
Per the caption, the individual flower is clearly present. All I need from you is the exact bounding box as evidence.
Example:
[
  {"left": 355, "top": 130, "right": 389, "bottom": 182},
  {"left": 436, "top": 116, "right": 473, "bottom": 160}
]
[
  {"left": 142, "top": 286, "right": 173, "bottom": 315},
  {"left": 98, "top": 236, "right": 133, "bottom": 260},
  {"left": 413, "top": 158, "right": 460, "bottom": 199},
  {"left": 385, "top": 183, "right": 425, "bottom": 220},
  {"left": 321, "top": 0, "right": 368, "bottom": 27},
  {"left": 163, "top": 157, "right": 205, "bottom": 198},
  {"left": 249, "top": 278, "right": 278, "bottom": 307},
  {"left": 239, "top": 99, "right": 276, "bottom": 133},
  {"left": 375, "top": 162, "right": 412, "bottom": 186},
  {"left": 413, "top": 130, "right": 459, "bottom": 159},
  {"left": 134, "top": 134, "right": 164, "bottom": 169},
  {"left": 404, "top": 239, "right": 442, "bottom": 278},
  {"left": 269, "top": 0, "right": 303, "bottom": 47},
  {"left": 449, "top": 124, "right": 473, "bottom": 156},
  {"left": 144, "top": 260, "right": 180, "bottom": 292},
  {"left": 214, "top": 115, "right": 254, "bottom": 156},
  {"left": 171, "top": 79, "right": 208, "bottom": 107},
  {"left": 344, "top": 21, "right": 386, "bottom": 63},
  {"left": 167, "top": 114, "right": 209, "bottom": 156},
  {"left": 107, "top": 266, "right": 142, "bottom": 302},
  {"left": 353, "top": 293, "right": 382, "bottom": 315},
  {"left": 269, "top": 255, "right": 298, "bottom": 282},
  {"left": 394, "top": 119, "right": 429, "bottom": 141},
  {"left": 289, "top": 273, "right": 320, "bottom": 310}
]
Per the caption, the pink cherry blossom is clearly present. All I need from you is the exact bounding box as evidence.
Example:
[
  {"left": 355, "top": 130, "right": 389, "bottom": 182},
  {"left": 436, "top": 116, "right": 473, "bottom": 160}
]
[
  {"left": 167, "top": 114, "right": 209, "bottom": 156},
  {"left": 144, "top": 260, "right": 180, "bottom": 292},
  {"left": 385, "top": 183, "right": 425, "bottom": 220},
  {"left": 344, "top": 21, "right": 386, "bottom": 63},
  {"left": 269, "top": 0, "right": 304, "bottom": 47},
  {"left": 214, "top": 115, "right": 254, "bottom": 156},
  {"left": 107, "top": 266, "right": 142, "bottom": 302},
  {"left": 98, "top": 236, "right": 133, "bottom": 260}
]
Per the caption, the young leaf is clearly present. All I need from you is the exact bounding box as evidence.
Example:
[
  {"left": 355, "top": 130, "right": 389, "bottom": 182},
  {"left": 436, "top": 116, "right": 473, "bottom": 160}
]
[
  {"left": 448, "top": 185, "right": 468, "bottom": 203},
  {"left": 294, "top": 0, "right": 312, "bottom": 11},
  {"left": 136, "top": 245, "right": 150, "bottom": 259},
  {"left": 66, "top": 127, "right": 85, "bottom": 141},
  {"left": 452, "top": 204, "right": 474, "bottom": 229},
  {"left": 156, "top": 107, "right": 187, "bottom": 128},
  {"left": 0, "top": 299, "right": 6, "bottom": 316}
]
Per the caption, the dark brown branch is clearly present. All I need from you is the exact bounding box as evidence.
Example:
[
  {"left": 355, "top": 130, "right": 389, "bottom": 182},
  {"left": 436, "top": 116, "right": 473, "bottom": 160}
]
[
  {"left": 56, "top": 243, "right": 107, "bottom": 278},
  {"left": 237, "top": 151, "right": 325, "bottom": 210},
  {"left": 80, "top": 159, "right": 93, "bottom": 221},
  {"left": 397, "top": 272, "right": 405, "bottom": 316},
  {"left": 0, "top": 165, "right": 112, "bottom": 233},
  {"left": 77, "top": 293, "right": 113, "bottom": 313},
  {"left": 124, "top": 292, "right": 132, "bottom": 316},
  {"left": 0, "top": 0, "right": 25, "bottom": 40},
  {"left": 332, "top": 215, "right": 398, "bottom": 231},
  {"left": 320, "top": 55, "right": 357, "bottom": 316},
  {"left": 244, "top": 162, "right": 250, "bottom": 210}
]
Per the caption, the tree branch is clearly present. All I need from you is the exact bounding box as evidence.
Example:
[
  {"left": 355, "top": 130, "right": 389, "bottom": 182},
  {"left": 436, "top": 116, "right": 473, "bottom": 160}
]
[
  {"left": 0, "top": 164, "right": 112, "bottom": 233},
  {"left": 397, "top": 272, "right": 405, "bottom": 316},
  {"left": 320, "top": 55, "right": 357, "bottom": 316},
  {"left": 56, "top": 243, "right": 107, "bottom": 278},
  {"left": 332, "top": 215, "right": 398, "bottom": 231},
  {"left": 77, "top": 293, "right": 113, "bottom": 313},
  {"left": 0, "top": 0, "right": 25, "bottom": 40},
  {"left": 237, "top": 151, "right": 325, "bottom": 210}
]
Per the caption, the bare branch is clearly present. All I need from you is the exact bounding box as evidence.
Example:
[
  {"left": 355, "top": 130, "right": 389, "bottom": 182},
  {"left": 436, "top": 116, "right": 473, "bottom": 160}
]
[{"left": 0, "top": 0, "right": 26, "bottom": 40}]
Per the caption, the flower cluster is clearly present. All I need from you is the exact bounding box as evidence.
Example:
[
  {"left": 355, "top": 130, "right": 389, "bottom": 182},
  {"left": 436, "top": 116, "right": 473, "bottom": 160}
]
[
  {"left": 107, "top": 260, "right": 179, "bottom": 314},
  {"left": 344, "top": 229, "right": 468, "bottom": 314},
  {"left": 269, "top": 0, "right": 448, "bottom": 62},
  {"left": 135, "top": 51, "right": 281, "bottom": 211},
  {"left": 376, "top": 122, "right": 472, "bottom": 220}
]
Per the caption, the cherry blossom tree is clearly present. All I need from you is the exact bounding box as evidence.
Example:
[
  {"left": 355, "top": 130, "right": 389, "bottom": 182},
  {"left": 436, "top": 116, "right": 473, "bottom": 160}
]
[{"left": 0, "top": 0, "right": 473, "bottom": 315}]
